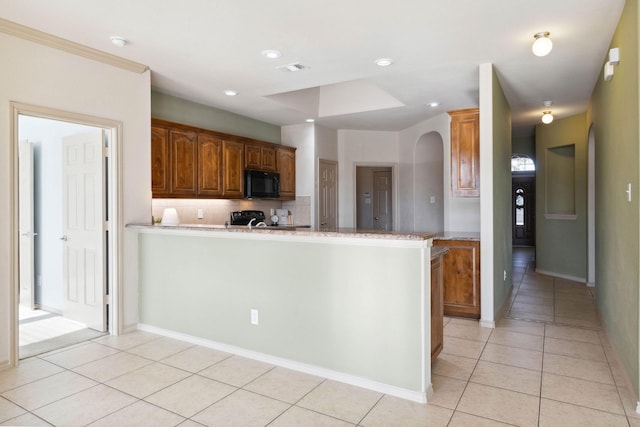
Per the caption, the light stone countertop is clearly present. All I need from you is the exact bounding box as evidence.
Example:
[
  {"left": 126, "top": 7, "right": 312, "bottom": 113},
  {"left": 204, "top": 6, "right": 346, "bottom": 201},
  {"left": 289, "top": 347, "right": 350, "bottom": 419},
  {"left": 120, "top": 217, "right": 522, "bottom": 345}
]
[
  {"left": 433, "top": 231, "right": 481, "bottom": 241},
  {"left": 127, "top": 223, "right": 437, "bottom": 241}
]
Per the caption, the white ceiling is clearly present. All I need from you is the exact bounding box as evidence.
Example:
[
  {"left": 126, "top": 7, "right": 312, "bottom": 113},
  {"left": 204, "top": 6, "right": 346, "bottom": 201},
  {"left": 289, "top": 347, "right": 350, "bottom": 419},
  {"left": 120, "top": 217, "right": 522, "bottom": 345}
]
[{"left": 0, "top": 0, "right": 625, "bottom": 135}]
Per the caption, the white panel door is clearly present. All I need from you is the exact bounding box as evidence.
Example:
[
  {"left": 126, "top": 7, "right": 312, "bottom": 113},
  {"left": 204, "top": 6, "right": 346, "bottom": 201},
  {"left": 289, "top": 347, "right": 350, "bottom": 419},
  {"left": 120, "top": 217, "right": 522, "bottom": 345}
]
[
  {"left": 62, "top": 130, "right": 106, "bottom": 331},
  {"left": 18, "top": 140, "right": 35, "bottom": 309},
  {"left": 318, "top": 160, "right": 338, "bottom": 230}
]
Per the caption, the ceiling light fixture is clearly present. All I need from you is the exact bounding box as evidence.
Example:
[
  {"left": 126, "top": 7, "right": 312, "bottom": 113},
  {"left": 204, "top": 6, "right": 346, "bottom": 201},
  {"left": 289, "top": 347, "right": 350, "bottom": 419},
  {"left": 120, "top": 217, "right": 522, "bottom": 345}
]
[
  {"left": 110, "top": 36, "right": 128, "bottom": 48},
  {"left": 277, "top": 63, "right": 306, "bottom": 72},
  {"left": 223, "top": 90, "right": 238, "bottom": 96},
  {"left": 261, "top": 49, "right": 282, "bottom": 59},
  {"left": 305, "top": 118, "right": 315, "bottom": 123},
  {"left": 428, "top": 102, "right": 440, "bottom": 108},
  {"left": 374, "top": 58, "right": 394, "bottom": 67},
  {"left": 532, "top": 32, "right": 552, "bottom": 57},
  {"left": 541, "top": 100, "right": 553, "bottom": 124}
]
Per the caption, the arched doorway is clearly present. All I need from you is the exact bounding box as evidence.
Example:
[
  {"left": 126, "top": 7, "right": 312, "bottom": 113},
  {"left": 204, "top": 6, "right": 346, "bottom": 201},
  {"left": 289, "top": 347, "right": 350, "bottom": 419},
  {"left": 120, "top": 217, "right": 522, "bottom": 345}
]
[{"left": 414, "top": 132, "right": 444, "bottom": 232}]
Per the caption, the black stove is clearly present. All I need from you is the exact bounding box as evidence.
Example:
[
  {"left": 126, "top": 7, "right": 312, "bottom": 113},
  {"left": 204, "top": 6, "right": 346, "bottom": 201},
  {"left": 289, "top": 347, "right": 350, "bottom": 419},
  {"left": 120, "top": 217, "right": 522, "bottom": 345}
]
[{"left": 230, "top": 210, "right": 265, "bottom": 225}]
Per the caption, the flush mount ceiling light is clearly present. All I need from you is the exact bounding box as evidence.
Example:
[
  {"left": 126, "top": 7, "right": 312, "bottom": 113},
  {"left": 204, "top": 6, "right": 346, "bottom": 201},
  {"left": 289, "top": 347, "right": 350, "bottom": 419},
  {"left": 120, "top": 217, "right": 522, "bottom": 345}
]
[
  {"left": 428, "top": 102, "right": 440, "bottom": 108},
  {"left": 110, "top": 36, "right": 128, "bottom": 47},
  {"left": 261, "top": 49, "right": 282, "bottom": 59},
  {"left": 374, "top": 58, "right": 394, "bottom": 67},
  {"left": 305, "top": 118, "right": 315, "bottom": 123},
  {"left": 532, "top": 32, "right": 552, "bottom": 56},
  {"left": 223, "top": 90, "right": 238, "bottom": 96}
]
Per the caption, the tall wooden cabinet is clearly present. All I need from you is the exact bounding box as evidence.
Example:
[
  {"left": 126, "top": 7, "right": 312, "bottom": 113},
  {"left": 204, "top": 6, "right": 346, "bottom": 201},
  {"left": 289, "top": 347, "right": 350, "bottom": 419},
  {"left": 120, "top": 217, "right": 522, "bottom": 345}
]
[
  {"left": 449, "top": 108, "right": 480, "bottom": 197},
  {"left": 222, "top": 140, "right": 244, "bottom": 198},
  {"left": 197, "top": 134, "right": 223, "bottom": 197},
  {"left": 433, "top": 239, "right": 481, "bottom": 318},
  {"left": 169, "top": 130, "right": 198, "bottom": 196},
  {"left": 151, "top": 127, "right": 170, "bottom": 197}
]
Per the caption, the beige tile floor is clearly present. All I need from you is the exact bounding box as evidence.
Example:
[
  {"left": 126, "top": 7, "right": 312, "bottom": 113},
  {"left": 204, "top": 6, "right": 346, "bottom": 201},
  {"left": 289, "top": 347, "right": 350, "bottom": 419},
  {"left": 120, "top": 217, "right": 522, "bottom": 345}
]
[{"left": 1, "top": 247, "right": 638, "bottom": 426}]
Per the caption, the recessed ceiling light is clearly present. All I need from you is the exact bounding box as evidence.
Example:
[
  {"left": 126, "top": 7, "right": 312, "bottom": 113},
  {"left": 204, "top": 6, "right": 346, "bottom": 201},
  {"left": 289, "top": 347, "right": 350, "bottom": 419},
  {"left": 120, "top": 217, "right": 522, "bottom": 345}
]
[
  {"left": 223, "top": 90, "right": 238, "bottom": 96},
  {"left": 110, "top": 36, "right": 128, "bottom": 48},
  {"left": 261, "top": 49, "right": 282, "bottom": 59},
  {"left": 428, "top": 102, "right": 440, "bottom": 108},
  {"left": 374, "top": 58, "right": 394, "bottom": 67},
  {"left": 305, "top": 118, "right": 315, "bottom": 123}
]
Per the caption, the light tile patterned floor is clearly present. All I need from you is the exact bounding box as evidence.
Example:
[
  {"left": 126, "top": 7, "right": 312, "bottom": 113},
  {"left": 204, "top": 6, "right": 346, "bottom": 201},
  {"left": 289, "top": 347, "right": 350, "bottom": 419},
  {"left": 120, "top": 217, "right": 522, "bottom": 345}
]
[{"left": 0, "top": 247, "right": 638, "bottom": 426}]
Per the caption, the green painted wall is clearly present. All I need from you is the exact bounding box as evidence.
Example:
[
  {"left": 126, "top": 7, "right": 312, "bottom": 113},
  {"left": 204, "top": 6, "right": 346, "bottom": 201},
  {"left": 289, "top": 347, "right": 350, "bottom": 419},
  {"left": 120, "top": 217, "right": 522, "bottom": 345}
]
[
  {"left": 590, "top": 0, "right": 640, "bottom": 397},
  {"left": 138, "top": 232, "right": 428, "bottom": 392},
  {"left": 492, "top": 68, "right": 513, "bottom": 314},
  {"left": 512, "top": 135, "right": 535, "bottom": 160},
  {"left": 535, "top": 114, "right": 588, "bottom": 279},
  {"left": 151, "top": 90, "right": 282, "bottom": 143}
]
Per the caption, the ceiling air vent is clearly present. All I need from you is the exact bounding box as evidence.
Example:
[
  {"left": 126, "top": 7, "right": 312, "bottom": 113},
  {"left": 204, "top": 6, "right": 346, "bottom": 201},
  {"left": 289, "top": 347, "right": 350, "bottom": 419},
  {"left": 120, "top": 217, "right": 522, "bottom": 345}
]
[{"left": 277, "top": 63, "right": 307, "bottom": 72}]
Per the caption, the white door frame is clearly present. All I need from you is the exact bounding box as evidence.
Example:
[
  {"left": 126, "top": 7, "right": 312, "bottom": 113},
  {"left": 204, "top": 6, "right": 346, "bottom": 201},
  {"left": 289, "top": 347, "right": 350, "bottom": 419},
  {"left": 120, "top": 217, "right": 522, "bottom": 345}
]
[{"left": 9, "top": 102, "right": 123, "bottom": 366}]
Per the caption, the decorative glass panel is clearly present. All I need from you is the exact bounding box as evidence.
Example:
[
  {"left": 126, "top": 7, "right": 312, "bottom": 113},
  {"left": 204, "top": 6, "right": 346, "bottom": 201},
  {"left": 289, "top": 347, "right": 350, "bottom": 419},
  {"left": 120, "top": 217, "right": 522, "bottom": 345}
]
[{"left": 511, "top": 154, "right": 535, "bottom": 172}]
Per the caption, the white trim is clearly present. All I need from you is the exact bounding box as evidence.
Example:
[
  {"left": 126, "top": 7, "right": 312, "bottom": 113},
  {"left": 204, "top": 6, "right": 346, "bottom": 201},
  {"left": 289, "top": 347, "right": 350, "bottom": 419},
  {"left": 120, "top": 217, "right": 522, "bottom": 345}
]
[
  {"left": 479, "top": 319, "right": 496, "bottom": 329},
  {"left": 586, "top": 282, "right": 596, "bottom": 288},
  {"left": 138, "top": 323, "right": 428, "bottom": 403},
  {"left": 0, "top": 18, "right": 148, "bottom": 74},
  {"left": 9, "top": 103, "right": 124, "bottom": 366},
  {"left": 534, "top": 268, "right": 586, "bottom": 283},
  {"left": 636, "top": 401, "right": 640, "bottom": 415}
]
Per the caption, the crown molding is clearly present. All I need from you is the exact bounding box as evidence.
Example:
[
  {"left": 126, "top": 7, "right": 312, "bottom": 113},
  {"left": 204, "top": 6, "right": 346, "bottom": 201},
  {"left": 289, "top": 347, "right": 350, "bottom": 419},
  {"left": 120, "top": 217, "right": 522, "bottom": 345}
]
[{"left": 0, "top": 18, "right": 148, "bottom": 74}]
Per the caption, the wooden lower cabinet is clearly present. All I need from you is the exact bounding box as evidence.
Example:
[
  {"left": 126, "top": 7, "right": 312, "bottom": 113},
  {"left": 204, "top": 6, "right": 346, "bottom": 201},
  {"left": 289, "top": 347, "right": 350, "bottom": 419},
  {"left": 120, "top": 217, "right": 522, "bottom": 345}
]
[
  {"left": 431, "top": 253, "right": 444, "bottom": 362},
  {"left": 433, "top": 239, "right": 481, "bottom": 318}
]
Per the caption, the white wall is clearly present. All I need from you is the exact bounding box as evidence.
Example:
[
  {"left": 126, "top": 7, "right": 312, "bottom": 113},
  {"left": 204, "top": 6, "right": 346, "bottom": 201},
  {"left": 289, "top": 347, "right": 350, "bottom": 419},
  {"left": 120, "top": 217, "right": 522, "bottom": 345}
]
[
  {"left": 337, "top": 130, "right": 399, "bottom": 228},
  {"left": 0, "top": 32, "right": 150, "bottom": 365},
  {"left": 19, "top": 117, "right": 98, "bottom": 312},
  {"left": 414, "top": 132, "right": 444, "bottom": 232},
  {"left": 399, "top": 113, "right": 481, "bottom": 232}
]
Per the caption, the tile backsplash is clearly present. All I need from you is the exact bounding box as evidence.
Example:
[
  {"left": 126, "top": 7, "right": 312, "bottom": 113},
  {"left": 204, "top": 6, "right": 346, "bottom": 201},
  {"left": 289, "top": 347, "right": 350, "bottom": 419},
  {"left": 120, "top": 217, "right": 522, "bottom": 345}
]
[{"left": 152, "top": 196, "right": 311, "bottom": 226}]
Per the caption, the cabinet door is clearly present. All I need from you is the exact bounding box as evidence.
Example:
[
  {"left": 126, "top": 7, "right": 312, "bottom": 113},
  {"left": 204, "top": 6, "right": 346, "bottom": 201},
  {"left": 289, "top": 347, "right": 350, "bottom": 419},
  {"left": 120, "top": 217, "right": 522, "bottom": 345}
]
[
  {"left": 245, "top": 144, "right": 262, "bottom": 170},
  {"left": 223, "top": 140, "right": 244, "bottom": 198},
  {"left": 449, "top": 108, "right": 479, "bottom": 197},
  {"left": 430, "top": 255, "right": 444, "bottom": 362},
  {"left": 198, "top": 134, "right": 223, "bottom": 196},
  {"left": 277, "top": 147, "right": 296, "bottom": 200},
  {"left": 151, "top": 126, "right": 170, "bottom": 197},
  {"left": 170, "top": 130, "right": 197, "bottom": 196},
  {"left": 261, "top": 146, "right": 277, "bottom": 172},
  {"left": 433, "top": 239, "right": 481, "bottom": 318}
]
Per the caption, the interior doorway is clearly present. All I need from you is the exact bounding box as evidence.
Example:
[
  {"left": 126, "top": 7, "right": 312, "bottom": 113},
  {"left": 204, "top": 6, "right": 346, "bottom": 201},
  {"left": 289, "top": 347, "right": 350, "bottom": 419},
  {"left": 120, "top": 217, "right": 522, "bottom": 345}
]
[
  {"left": 16, "top": 113, "right": 111, "bottom": 358},
  {"left": 318, "top": 159, "right": 338, "bottom": 230},
  {"left": 512, "top": 176, "right": 535, "bottom": 246},
  {"left": 356, "top": 166, "right": 393, "bottom": 231}
]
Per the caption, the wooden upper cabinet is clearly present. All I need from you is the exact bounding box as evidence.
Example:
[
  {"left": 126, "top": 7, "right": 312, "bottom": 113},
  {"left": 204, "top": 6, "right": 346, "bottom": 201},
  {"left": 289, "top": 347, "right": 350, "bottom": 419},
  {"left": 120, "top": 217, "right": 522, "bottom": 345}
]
[
  {"left": 151, "top": 126, "right": 170, "bottom": 197},
  {"left": 169, "top": 129, "right": 197, "bottom": 196},
  {"left": 449, "top": 108, "right": 480, "bottom": 197},
  {"left": 222, "top": 140, "right": 244, "bottom": 198},
  {"left": 276, "top": 146, "right": 296, "bottom": 200},
  {"left": 245, "top": 143, "right": 277, "bottom": 172},
  {"left": 197, "top": 134, "right": 223, "bottom": 196}
]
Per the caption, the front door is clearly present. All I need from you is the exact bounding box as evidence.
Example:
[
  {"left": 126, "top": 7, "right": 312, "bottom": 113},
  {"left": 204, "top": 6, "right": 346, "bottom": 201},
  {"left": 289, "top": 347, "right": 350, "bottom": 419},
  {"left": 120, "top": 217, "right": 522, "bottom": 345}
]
[
  {"left": 62, "top": 130, "right": 106, "bottom": 331},
  {"left": 373, "top": 170, "right": 392, "bottom": 231},
  {"left": 512, "top": 176, "right": 535, "bottom": 246},
  {"left": 318, "top": 160, "right": 338, "bottom": 230}
]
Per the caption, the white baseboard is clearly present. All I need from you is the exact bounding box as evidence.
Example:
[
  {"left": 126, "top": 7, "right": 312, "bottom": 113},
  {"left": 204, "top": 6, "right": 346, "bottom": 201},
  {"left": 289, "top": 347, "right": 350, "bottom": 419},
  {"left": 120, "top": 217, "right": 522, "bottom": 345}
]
[
  {"left": 35, "top": 304, "right": 63, "bottom": 315},
  {"left": 0, "top": 359, "right": 10, "bottom": 371},
  {"left": 137, "top": 323, "right": 428, "bottom": 404},
  {"left": 587, "top": 281, "right": 596, "bottom": 288},
  {"left": 121, "top": 324, "right": 138, "bottom": 335},
  {"left": 534, "top": 269, "right": 586, "bottom": 283},
  {"left": 479, "top": 319, "right": 496, "bottom": 329}
]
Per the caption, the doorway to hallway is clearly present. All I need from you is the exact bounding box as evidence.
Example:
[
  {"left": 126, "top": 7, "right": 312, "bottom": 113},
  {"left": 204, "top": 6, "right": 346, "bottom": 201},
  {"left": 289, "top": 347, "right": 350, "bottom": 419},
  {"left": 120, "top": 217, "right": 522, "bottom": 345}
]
[
  {"left": 356, "top": 166, "right": 393, "bottom": 231},
  {"left": 17, "top": 114, "right": 110, "bottom": 358}
]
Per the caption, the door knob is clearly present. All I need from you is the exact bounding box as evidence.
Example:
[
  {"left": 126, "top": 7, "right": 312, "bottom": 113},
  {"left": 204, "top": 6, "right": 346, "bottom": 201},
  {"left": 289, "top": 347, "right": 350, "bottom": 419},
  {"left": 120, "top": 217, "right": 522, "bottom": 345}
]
[
  {"left": 374, "top": 216, "right": 380, "bottom": 220},
  {"left": 321, "top": 222, "right": 327, "bottom": 226},
  {"left": 60, "top": 235, "right": 68, "bottom": 241}
]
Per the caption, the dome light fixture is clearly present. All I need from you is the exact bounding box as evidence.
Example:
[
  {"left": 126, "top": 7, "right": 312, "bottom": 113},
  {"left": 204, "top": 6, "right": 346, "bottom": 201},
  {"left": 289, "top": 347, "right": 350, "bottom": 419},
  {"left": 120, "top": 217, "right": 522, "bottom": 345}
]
[
  {"left": 541, "top": 111, "right": 554, "bottom": 124},
  {"left": 428, "top": 102, "right": 440, "bottom": 108},
  {"left": 305, "top": 118, "right": 315, "bottom": 123},
  {"left": 110, "top": 36, "right": 128, "bottom": 48},
  {"left": 223, "top": 90, "right": 238, "bottom": 96},
  {"left": 532, "top": 32, "right": 552, "bottom": 57}
]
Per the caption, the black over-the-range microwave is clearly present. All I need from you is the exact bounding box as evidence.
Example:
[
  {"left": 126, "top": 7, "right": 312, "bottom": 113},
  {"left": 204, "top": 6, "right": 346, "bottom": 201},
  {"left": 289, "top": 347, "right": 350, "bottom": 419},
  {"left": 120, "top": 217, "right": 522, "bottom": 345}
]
[{"left": 244, "top": 170, "right": 280, "bottom": 199}]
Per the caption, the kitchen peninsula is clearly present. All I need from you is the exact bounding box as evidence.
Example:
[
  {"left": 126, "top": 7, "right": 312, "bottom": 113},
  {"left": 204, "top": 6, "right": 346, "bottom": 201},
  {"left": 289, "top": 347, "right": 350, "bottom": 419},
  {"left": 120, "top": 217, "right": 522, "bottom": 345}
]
[{"left": 129, "top": 224, "right": 436, "bottom": 402}]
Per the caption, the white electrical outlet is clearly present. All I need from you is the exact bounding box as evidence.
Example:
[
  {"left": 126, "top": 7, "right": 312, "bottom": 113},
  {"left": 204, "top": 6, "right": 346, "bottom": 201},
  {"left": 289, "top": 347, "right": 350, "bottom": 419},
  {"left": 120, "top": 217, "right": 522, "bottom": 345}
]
[
  {"left": 251, "top": 309, "right": 259, "bottom": 325},
  {"left": 197, "top": 209, "right": 204, "bottom": 219},
  {"left": 430, "top": 196, "right": 436, "bottom": 204}
]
